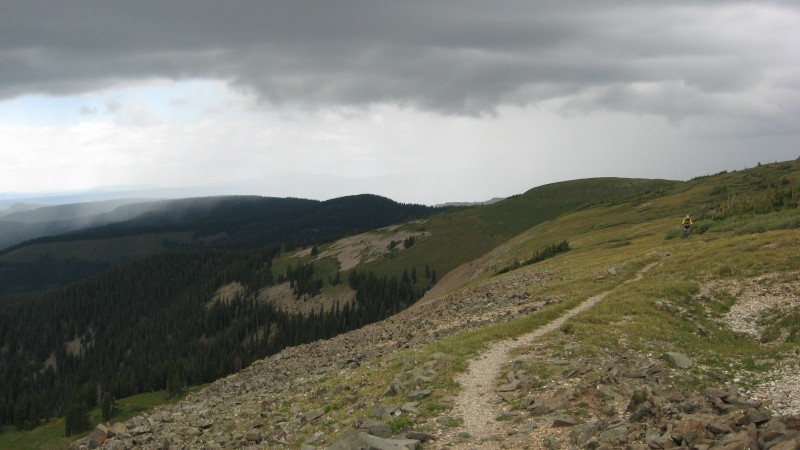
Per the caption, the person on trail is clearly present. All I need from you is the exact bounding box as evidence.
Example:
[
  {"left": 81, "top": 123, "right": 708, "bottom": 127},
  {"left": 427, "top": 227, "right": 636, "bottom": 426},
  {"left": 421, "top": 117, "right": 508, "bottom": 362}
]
[{"left": 682, "top": 215, "right": 692, "bottom": 238}]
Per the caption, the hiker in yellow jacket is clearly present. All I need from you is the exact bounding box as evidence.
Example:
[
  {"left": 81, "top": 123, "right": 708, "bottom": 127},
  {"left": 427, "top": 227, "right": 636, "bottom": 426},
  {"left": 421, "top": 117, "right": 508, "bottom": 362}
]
[{"left": 682, "top": 215, "right": 692, "bottom": 238}]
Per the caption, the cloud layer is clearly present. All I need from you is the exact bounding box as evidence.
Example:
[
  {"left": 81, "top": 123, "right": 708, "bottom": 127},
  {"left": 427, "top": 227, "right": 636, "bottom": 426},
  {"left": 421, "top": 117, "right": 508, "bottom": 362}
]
[
  {"left": 3, "top": 1, "right": 798, "bottom": 131},
  {"left": 1, "top": 1, "right": 799, "bottom": 203}
]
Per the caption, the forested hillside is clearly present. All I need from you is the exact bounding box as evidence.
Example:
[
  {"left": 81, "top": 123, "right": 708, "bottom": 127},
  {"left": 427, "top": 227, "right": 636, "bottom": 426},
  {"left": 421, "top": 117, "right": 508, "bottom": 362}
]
[
  {"left": 0, "top": 193, "right": 443, "bottom": 432},
  {"left": 0, "top": 248, "right": 434, "bottom": 431},
  {"left": 0, "top": 194, "right": 438, "bottom": 296}
]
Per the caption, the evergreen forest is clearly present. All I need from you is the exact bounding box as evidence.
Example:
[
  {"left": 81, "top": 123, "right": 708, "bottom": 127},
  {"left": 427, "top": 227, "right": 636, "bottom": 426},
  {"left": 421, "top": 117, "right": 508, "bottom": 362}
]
[{"left": 0, "top": 194, "right": 441, "bottom": 433}]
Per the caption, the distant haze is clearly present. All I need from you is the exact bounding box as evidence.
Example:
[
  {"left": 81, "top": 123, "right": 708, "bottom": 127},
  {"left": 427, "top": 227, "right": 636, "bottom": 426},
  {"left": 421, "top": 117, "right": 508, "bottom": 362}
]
[{"left": 1, "top": 2, "right": 799, "bottom": 204}]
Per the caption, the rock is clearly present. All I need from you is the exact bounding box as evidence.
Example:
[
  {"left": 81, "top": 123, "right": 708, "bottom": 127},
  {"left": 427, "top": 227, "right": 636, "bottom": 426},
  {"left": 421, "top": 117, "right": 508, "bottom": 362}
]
[
  {"left": 399, "top": 402, "right": 419, "bottom": 415},
  {"left": 676, "top": 414, "right": 714, "bottom": 446},
  {"left": 87, "top": 427, "right": 107, "bottom": 449},
  {"left": 745, "top": 409, "right": 772, "bottom": 424},
  {"left": 384, "top": 383, "right": 402, "bottom": 397},
  {"left": 769, "top": 440, "right": 797, "bottom": 450},
  {"left": 720, "top": 430, "right": 756, "bottom": 449},
  {"left": 599, "top": 423, "right": 628, "bottom": 442},
  {"left": 176, "top": 426, "right": 201, "bottom": 438},
  {"left": 543, "top": 436, "right": 560, "bottom": 449},
  {"left": 645, "top": 428, "right": 673, "bottom": 448},
  {"left": 497, "top": 379, "right": 522, "bottom": 392},
  {"left": 108, "top": 422, "right": 127, "bottom": 437},
  {"left": 363, "top": 421, "right": 393, "bottom": 438},
  {"left": 407, "top": 390, "right": 431, "bottom": 400},
  {"left": 304, "top": 410, "right": 325, "bottom": 422},
  {"left": 551, "top": 415, "right": 581, "bottom": 427},
  {"left": 245, "top": 430, "right": 261, "bottom": 442},
  {"left": 707, "top": 420, "right": 732, "bottom": 434},
  {"left": 498, "top": 391, "right": 517, "bottom": 403},
  {"left": 570, "top": 420, "right": 605, "bottom": 445},
  {"left": 103, "top": 440, "right": 126, "bottom": 450},
  {"left": 306, "top": 431, "right": 325, "bottom": 445},
  {"left": 703, "top": 387, "right": 727, "bottom": 399},
  {"left": 405, "top": 431, "right": 437, "bottom": 442},
  {"left": 507, "top": 432, "right": 529, "bottom": 444},
  {"left": 351, "top": 432, "right": 421, "bottom": 450},
  {"left": 373, "top": 404, "right": 399, "bottom": 421},
  {"left": 663, "top": 352, "right": 693, "bottom": 369},
  {"left": 629, "top": 401, "right": 654, "bottom": 422},
  {"left": 726, "top": 396, "right": 762, "bottom": 409}
]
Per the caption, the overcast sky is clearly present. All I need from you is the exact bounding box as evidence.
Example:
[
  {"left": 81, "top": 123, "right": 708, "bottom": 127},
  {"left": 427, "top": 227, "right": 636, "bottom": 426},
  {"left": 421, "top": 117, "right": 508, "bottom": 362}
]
[{"left": 1, "top": 1, "right": 798, "bottom": 204}]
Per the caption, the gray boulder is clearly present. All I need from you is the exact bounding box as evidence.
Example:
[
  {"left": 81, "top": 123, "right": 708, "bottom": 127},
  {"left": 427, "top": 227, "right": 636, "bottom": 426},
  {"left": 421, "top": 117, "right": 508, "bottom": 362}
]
[
  {"left": 663, "top": 352, "right": 693, "bottom": 369},
  {"left": 328, "top": 431, "right": 421, "bottom": 450}
]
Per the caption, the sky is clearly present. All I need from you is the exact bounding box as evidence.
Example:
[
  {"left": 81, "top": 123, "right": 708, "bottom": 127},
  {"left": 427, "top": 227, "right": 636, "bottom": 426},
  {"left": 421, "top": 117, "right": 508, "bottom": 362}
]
[{"left": 1, "top": 1, "right": 799, "bottom": 205}]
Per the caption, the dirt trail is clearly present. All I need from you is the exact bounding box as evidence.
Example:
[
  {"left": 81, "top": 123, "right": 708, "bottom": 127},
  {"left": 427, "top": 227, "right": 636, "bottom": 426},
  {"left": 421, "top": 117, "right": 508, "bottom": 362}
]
[{"left": 452, "top": 261, "right": 661, "bottom": 443}]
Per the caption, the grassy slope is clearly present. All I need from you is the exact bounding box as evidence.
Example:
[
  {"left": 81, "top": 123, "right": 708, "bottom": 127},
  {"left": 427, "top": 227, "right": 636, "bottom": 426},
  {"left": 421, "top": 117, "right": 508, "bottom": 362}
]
[
  {"left": 311, "top": 177, "right": 678, "bottom": 281},
  {"left": 0, "top": 386, "right": 207, "bottom": 450},
  {"left": 274, "top": 160, "right": 800, "bottom": 443}
]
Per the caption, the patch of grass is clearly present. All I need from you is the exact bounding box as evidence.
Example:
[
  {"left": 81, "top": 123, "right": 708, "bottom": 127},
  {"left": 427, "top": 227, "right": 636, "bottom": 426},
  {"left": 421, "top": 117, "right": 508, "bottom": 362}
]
[
  {"left": 495, "top": 413, "right": 519, "bottom": 422},
  {"left": 389, "top": 417, "right": 413, "bottom": 433},
  {"left": 760, "top": 307, "right": 800, "bottom": 344},
  {"left": 323, "top": 402, "right": 341, "bottom": 414},
  {"left": 439, "top": 417, "right": 463, "bottom": 428}
]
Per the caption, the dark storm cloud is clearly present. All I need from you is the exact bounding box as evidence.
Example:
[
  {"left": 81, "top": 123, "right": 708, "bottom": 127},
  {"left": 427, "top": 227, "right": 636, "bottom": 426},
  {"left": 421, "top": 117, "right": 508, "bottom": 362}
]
[{"left": 2, "top": 1, "right": 798, "bottom": 126}]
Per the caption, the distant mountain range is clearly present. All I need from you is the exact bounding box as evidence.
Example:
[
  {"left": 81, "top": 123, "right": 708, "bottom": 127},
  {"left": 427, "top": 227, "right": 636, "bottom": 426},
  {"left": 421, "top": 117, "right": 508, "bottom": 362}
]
[{"left": 0, "top": 194, "right": 441, "bottom": 295}]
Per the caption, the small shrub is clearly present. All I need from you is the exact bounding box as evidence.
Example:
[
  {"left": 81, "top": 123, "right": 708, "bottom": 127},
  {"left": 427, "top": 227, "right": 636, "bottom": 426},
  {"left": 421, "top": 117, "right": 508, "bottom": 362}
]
[
  {"left": 323, "top": 403, "right": 340, "bottom": 413},
  {"left": 496, "top": 240, "right": 570, "bottom": 275}
]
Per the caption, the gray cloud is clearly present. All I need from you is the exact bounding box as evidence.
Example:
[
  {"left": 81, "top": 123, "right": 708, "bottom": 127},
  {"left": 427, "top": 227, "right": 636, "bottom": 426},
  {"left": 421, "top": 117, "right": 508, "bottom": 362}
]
[{"left": 1, "top": 1, "right": 799, "bottom": 132}]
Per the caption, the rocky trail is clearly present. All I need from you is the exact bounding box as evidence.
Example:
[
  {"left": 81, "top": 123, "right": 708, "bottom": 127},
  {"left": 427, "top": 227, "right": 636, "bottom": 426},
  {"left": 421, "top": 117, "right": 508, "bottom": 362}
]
[
  {"left": 452, "top": 290, "right": 612, "bottom": 441},
  {"left": 448, "top": 262, "right": 658, "bottom": 447}
]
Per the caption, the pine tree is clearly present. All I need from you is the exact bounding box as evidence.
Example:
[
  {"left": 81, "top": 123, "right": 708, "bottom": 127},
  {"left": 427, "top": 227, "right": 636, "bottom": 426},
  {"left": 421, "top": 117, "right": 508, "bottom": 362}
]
[
  {"left": 13, "top": 396, "right": 28, "bottom": 430},
  {"left": 64, "top": 401, "right": 89, "bottom": 436},
  {"left": 101, "top": 392, "right": 116, "bottom": 421},
  {"left": 166, "top": 362, "right": 187, "bottom": 399}
]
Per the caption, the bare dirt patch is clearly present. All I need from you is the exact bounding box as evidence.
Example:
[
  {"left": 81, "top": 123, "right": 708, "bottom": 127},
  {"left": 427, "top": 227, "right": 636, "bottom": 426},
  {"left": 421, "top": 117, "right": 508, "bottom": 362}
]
[
  {"left": 752, "top": 359, "right": 800, "bottom": 416},
  {"left": 700, "top": 271, "right": 800, "bottom": 340},
  {"left": 207, "top": 282, "right": 247, "bottom": 308},
  {"left": 65, "top": 337, "right": 82, "bottom": 356},
  {"left": 257, "top": 283, "right": 355, "bottom": 315},
  {"left": 296, "top": 222, "right": 430, "bottom": 271},
  {"left": 701, "top": 271, "right": 800, "bottom": 417}
]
